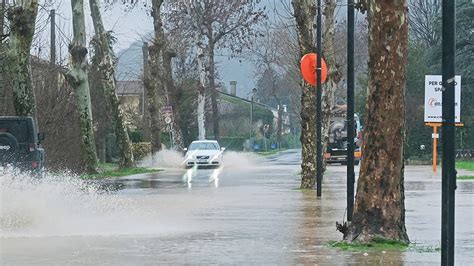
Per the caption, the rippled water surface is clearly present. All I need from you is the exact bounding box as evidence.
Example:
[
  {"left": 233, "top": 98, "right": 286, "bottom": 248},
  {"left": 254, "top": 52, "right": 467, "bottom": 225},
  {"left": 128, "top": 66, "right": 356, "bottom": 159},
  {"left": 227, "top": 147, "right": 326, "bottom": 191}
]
[{"left": 1, "top": 150, "right": 473, "bottom": 264}]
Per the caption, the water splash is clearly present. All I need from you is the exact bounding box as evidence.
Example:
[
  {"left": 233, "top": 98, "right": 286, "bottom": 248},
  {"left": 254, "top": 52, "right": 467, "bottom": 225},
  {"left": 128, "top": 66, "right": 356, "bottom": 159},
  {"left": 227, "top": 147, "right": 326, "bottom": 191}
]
[
  {"left": 139, "top": 149, "right": 261, "bottom": 170},
  {"left": 0, "top": 170, "right": 194, "bottom": 238}
]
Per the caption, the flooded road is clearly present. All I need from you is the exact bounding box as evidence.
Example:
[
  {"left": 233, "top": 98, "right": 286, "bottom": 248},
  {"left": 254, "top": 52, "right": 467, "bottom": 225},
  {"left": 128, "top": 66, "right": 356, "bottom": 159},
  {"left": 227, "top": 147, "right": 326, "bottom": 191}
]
[{"left": 1, "top": 150, "right": 473, "bottom": 264}]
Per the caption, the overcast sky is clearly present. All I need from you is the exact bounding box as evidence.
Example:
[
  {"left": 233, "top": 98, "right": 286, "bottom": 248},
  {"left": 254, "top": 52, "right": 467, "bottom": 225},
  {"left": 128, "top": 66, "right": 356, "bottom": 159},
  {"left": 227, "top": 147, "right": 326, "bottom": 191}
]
[{"left": 33, "top": 0, "right": 257, "bottom": 96}]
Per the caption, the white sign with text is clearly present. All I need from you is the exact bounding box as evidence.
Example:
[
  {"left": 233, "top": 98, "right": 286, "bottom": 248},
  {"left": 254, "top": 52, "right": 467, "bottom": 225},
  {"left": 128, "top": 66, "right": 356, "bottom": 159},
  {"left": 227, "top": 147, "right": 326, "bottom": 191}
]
[{"left": 424, "top": 75, "right": 461, "bottom": 123}]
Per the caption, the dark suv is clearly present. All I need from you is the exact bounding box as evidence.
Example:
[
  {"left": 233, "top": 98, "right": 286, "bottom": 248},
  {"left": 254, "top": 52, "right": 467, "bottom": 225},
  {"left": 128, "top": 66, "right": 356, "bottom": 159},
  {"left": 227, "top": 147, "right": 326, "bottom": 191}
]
[{"left": 0, "top": 116, "right": 45, "bottom": 173}]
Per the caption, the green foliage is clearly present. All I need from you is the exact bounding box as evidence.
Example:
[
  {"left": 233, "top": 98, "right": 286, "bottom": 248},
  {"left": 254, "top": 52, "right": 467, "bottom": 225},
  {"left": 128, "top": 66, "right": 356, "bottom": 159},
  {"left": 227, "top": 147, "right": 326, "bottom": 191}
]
[
  {"left": 458, "top": 176, "right": 474, "bottom": 180},
  {"left": 131, "top": 142, "right": 151, "bottom": 161},
  {"left": 404, "top": 1, "right": 474, "bottom": 158},
  {"left": 456, "top": 160, "right": 474, "bottom": 171},
  {"left": 328, "top": 238, "right": 409, "bottom": 252},
  {"left": 82, "top": 166, "right": 159, "bottom": 179},
  {"left": 128, "top": 130, "right": 144, "bottom": 143},
  {"left": 219, "top": 136, "right": 246, "bottom": 151},
  {"left": 176, "top": 78, "right": 199, "bottom": 146}
]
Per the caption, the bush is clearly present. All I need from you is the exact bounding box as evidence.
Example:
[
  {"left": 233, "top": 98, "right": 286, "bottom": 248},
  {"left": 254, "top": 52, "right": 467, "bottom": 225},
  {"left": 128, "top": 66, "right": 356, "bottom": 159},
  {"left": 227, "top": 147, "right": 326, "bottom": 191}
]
[
  {"left": 129, "top": 130, "right": 144, "bottom": 143},
  {"left": 219, "top": 137, "right": 246, "bottom": 151},
  {"left": 132, "top": 142, "right": 151, "bottom": 161}
]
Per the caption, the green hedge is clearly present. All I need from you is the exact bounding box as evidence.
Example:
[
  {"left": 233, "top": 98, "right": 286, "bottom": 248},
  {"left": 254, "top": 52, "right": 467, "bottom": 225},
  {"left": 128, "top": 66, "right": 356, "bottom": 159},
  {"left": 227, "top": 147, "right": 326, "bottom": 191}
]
[{"left": 219, "top": 137, "right": 246, "bottom": 151}]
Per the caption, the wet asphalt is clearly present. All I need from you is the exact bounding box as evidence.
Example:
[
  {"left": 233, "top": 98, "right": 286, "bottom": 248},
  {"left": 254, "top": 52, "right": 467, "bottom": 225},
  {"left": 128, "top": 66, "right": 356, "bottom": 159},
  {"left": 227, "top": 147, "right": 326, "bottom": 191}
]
[{"left": 1, "top": 149, "right": 473, "bottom": 265}]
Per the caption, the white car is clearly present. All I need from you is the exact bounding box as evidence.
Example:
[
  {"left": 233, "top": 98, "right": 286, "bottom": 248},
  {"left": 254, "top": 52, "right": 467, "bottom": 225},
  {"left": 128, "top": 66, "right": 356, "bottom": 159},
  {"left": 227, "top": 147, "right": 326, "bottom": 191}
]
[{"left": 184, "top": 140, "right": 225, "bottom": 168}]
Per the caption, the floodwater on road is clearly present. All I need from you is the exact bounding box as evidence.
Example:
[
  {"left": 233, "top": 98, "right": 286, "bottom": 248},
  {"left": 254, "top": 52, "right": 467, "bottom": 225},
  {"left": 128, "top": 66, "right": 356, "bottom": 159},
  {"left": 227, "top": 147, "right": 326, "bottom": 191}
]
[{"left": 1, "top": 150, "right": 473, "bottom": 265}]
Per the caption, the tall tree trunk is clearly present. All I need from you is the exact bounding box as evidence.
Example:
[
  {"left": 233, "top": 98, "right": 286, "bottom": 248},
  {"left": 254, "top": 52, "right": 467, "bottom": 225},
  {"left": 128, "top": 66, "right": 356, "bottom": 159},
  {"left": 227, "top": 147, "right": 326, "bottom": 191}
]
[
  {"left": 89, "top": 0, "right": 134, "bottom": 168},
  {"left": 7, "top": 1, "right": 38, "bottom": 117},
  {"left": 150, "top": 0, "right": 185, "bottom": 150},
  {"left": 346, "top": 0, "right": 409, "bottom": 243},
  {"left": 292, "top": 0, "right": 317, "bottom": 189},
  {"left": 208, "top": 41, "right": 219, "bottom": 140},
  {"left": 197, "top": 45, "right": 207, "bottom": 140},
  {"left": 162, "top": 51, "right": 185, "bottom": 150},
  {"left": 321, "top": 0, "right": 342, "bottom": 171},
  {"left": 144, "top": 0, "right": 168, "bottom": 153},
  {"left": 0, "top": 0, "right": 7, "bottom": 115},
  {"left": 64, "top": 0, "right": 98, "bottom": 174},
  {"left": 142, "top": 42, "right": 162, "bottom": 154}
]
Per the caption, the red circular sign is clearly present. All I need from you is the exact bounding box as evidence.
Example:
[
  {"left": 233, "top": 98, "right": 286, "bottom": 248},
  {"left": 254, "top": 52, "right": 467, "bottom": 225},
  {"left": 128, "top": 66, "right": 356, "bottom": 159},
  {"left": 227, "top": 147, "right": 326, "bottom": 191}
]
[{"left": 300, "top": 53, "right": 328, "bottom": 86}]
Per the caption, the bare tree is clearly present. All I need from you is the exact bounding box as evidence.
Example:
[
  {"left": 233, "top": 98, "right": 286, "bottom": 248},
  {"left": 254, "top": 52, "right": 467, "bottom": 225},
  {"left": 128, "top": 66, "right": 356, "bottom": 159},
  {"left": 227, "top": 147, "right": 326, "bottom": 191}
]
[
  {"left": 196, "top": 44, "right": 208, "bottom": 140},
  {"left": 167, "top": 0, "right": 266, "bottom": 140},
  {"left": 292, "top": 0, "right": 317, "bottom": 189},
  {"left": 89, "top": 0, "right": 134, "bottom": 168},
  {"left": 345, "top": 0, "right": 410, "bottom": 243},
  {"left": 408, "top": 0, "right": 441, "bottom": 46},
  {"left": 6, "top": 0, "right": 39, "bottom": 117},
  {"left": 63, "top": 0, "right": 99, "bottom": 173}
]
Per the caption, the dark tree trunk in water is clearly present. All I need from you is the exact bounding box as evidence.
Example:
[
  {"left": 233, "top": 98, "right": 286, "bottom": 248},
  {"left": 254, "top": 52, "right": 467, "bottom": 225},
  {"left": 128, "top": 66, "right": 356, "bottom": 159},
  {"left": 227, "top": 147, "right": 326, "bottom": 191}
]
[
  {"left": 7, "top": 1, "right": 39, "bottom": 117},
  {"left": 346, "top": 0, "right": 409, "bottom": 243},
  {"left": 65, "top": 0, "right": 99, "bottom": 173},
  {"left": 292, "top": 0, "right": 317, "bottom": 189},
  {"left": 90, "top": 0, "right": 134, "bottom": 168}
]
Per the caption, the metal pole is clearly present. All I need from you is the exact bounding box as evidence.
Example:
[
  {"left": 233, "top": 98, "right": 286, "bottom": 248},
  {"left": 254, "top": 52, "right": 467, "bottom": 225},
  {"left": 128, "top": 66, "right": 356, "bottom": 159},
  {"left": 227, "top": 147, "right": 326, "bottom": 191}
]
[
  {"left": 50, "top": 9, "right": 56, "bottom": 66},
  {"left": 316, "top": 0, "right": 323, "bottom": 197},
  {"left": 250, "top": 97, "right": 253, "bottom": 146},
  {"left": 346, "top": 0, "right": 355, "bottom": 221},
  {"left": 441, "top": 1, "right": 456, "bottom": 265}
]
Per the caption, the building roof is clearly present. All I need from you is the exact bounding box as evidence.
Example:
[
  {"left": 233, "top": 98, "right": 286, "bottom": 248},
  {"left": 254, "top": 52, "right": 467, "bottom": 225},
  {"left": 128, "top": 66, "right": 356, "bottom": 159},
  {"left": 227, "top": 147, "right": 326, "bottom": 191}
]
[{"left": 116, "top": 80, "right": 144, "bottom": 95}]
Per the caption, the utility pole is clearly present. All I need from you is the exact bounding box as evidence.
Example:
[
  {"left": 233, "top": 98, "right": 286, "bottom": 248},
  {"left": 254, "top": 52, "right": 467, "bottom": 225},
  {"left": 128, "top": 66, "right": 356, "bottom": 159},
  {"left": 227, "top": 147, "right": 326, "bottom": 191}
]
[
  {"left": 250, "top": 88, "right": 257, "bottom": 149},
  {"left": 346, "top": 0, "right": 355, "bottom": 221},
  {"left": 50, "top": 9, "right": 56, "bottom": 66},
  {"left": 441, "top": 1, "right": 456, "bottom": 265},
  {"left": 316, "top": 0, "right": 323, "bottom": 197}
]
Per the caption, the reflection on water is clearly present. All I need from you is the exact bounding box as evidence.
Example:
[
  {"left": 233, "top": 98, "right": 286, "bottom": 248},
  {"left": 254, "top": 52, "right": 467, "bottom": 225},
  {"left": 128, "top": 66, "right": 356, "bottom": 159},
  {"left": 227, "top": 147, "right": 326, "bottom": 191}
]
[{"left": 183, "top": 167, "right": 222, "bottom": 189}]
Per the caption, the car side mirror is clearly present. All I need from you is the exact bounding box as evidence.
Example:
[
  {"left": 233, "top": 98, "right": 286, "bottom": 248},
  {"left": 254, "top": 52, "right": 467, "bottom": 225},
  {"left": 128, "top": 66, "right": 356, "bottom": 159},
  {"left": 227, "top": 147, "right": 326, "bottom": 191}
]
[
  {"left": 183, "top": 148, "right": 188, "bottom": 151},
  {"left": 221, "top": 147, "right": 226, "bottom": 151},
  {"left": 38, "top": 132, "right": 45, "bottom": 142}
]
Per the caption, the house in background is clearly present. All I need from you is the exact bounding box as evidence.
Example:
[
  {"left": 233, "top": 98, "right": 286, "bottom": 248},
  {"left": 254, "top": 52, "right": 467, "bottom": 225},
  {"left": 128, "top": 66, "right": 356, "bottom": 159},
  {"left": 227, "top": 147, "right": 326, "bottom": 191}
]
[{"left": 116, "top": 81, "right": 146, "bottom": 128}]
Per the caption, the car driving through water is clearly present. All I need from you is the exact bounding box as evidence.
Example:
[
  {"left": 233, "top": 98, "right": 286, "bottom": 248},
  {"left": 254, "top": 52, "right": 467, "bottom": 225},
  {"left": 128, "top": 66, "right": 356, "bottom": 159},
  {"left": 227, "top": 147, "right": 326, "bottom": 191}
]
[{"left": 183, "top": 140, "right": 225, "bottom": 168}]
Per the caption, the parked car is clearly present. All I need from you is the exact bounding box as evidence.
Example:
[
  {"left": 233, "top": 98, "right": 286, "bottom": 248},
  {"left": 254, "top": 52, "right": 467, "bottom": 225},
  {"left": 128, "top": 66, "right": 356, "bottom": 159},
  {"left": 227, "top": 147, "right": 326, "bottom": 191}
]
[
  {"left": 0, "top": 116, "right": 45, "bottom": 173},
  {"left": 184, "top": 140, "right": 225, "bottom": 168}
]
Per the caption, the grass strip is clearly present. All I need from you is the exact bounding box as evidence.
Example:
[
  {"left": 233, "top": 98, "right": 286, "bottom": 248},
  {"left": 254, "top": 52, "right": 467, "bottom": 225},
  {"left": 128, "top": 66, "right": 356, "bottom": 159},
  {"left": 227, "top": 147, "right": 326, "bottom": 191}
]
[
  {"left": 82, "top": 164, "right": 161, "bottom": 179},
  {"left": 328, "top": 237, "right": 409, "bottom": 252},
  {"left": 457, "top": 175, "right": 474, "bottom": 180},
  {"left": 456, "top": 160, "right": 474, "bottom": 171},
  {"left": 328, "top": 238, "right": 441, "bottom": 253}
]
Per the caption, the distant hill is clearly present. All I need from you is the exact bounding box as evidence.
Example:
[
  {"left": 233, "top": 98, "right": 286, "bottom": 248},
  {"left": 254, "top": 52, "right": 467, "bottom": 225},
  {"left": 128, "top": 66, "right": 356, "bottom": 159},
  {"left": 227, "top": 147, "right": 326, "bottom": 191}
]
[{"left": 116, "top": 39, "right": 147, "bottom": 81}]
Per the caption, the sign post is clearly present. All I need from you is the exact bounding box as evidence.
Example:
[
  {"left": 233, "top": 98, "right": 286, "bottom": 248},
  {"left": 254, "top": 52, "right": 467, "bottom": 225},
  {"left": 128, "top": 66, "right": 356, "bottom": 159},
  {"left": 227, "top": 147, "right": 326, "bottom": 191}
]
[{"left": 424, "top": 75, "right": 461, "bottom": 174}]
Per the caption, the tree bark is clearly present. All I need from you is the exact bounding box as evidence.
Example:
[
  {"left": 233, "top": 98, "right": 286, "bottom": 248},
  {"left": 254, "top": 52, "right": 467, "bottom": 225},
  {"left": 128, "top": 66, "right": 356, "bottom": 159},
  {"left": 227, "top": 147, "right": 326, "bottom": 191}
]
[
  {"left": 90, "top": 0, "right": 134, "bottom": 168},
  {"left": 151, "top": 0, "right": 185, "bottom": 150},
  {"left": 143, "top": 0, "right": 169, "bottom": 154},
  {"left": 208, "top": 40, "right": 220, "bottom": 140},
  {"left": 197, "top": 45, "right": 207, "bottom": 140},
  {"left": 292, "top": 0, "right": 317, "bottom": 189},
  {"left": 142, "top": 42, "right": 162, "bottom": 154},
  {"left": 65, "top": 0, "right": 98, "bottom": 174},
  {"left": 321, "top": 0, "right": 342, "bottom": 171},
  {"left": 346, "top": 0, "right": 409, "bottom": 243},
  {"left": 162, "top": 51, "right": 185, "bottom": 150},
  {"left": 7, "top": 1, "right": 38, "bottom": 117}
]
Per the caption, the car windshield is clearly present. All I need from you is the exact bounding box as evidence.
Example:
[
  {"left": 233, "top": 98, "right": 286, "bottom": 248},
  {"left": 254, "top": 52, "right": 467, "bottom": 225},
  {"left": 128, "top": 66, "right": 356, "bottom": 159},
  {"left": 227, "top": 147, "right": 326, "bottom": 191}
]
[{"left": 188, "top": 142, "right": 219, "bottom": 150}]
